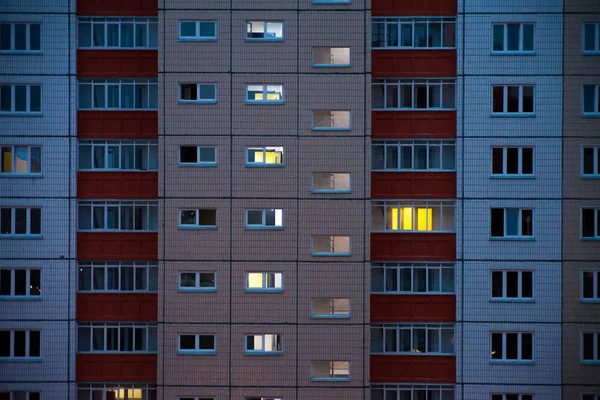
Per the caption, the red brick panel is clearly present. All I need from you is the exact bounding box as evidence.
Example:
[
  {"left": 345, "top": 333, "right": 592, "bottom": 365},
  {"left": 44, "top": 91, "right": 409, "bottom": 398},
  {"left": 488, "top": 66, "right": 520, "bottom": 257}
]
[
  {"left": 371, "top": 294, "right": 456, "bottom": 322},
  {"left": 77, "top": 293, "right": 158, "bottom": 321},
  {"left": 77, "top": 111, "right": 158, "bottom": 139},
  {"left": 77, "top": 172, "right": 158, "bottom": 199},
  {"left": 77, "top": 232, "right": 158, "bottom": 261},
  {"left": 77, "top": 0, "right": 157, "bottom": 16},
  {"left": 372, "top": 111, "right": 456, "bottom": 139},
  {"left": 371, "top": 233, "right": 456, "bottom": 261},
  {"left": 76, "top": 354, "right": 157, "bottom": 381},
  {"left": 371, "top": 355, "right": 456, "bottom": 383},
  {"left": 77, "top": 50, "right": 158, "bottom": 78},
  {"left": 371, "top": 172, "right": 456, "bottom": 199},
  {"left": 372, "top": 0, "right": 457, "bottom": 16},
  {"left": 372, "top": 50, "right": 457, "bottom": 77}
]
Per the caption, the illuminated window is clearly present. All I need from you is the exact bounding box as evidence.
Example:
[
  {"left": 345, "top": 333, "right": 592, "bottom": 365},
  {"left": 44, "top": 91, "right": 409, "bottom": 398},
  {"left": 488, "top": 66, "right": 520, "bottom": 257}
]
[
  {"left": 0, "top": 146, "right": 42, "bottom": 175},
  {"left": 0, "top": 22, "right": 41, "bottom": 53},
  {"left": 77, "top": 383, "right": 156, "bottom": 400},
  {"left": 491, "top": 332, "right": 533, "bottom": 362},
  {"left": 0, "top": 330, "right": 40, "bottom": 359},
  {"left": 491, "top": 270, "right": 533, "bottom": 301},
  {"left": 491, "top": 394, "right": 533, "bottom": 400},
  {"left": 371, "top": 201, "right": 455, "bottom": 232},
  {"left": 312, "top": 47, "right": 350, "bottom": 67},
  {"left": 582, "top": 270, "right": 600, "bottom": 301},
  {"left": 491, "top": 147, "right": 533, "bottom": 176},
  {"left": 371, "top": 385, "right": 455, "bottom": 400},
  {"left": 372, "top": 17, "right": 456, "bottom": 49},
  {"left": 584, "top": 23, "right": 600, "bottom": 54},
  {"left": 246, "top": 147, "right": 284, "bottom": 166},
  {"left": 245, "top": 209, "right": 283, "bottom": 229},
  {"left": 311, "top": 361, "right": 350, "bottom": 381},
  {"left": 0, "top": 268, "right": 41, "bottom": 297},
  {"left": 179, "top": 209, "right": 217, "bottom": 229},
  {"left": 371, "top": 324, "right": 454, "bottom": 355},
  {"left": 178, "top": 334, "right": 216, "bottom": 354},
  {"left": 179, "top": 21, "right": 216, "bottom": 41},
  {"left": 312, "top": 173, "right": 351, "bottom": 193},
  {"left": 78, "top": 262, "right": 158, "bottom": 292},
  {"left": 245, "top": 334, "right": 283, "bottom": 354},
  {"left": 246, "top": 84, "right": 284, "bottom": 103},
  {"left": 245, "top": 272, "right": 283, "bottom": 292},
  {"left": 312, "top": 235, "right": 350, "bottom": 256},
  {"left": 371, "top": 263, "right": 455, "bottom": 294},
  {"left": 372, "top": 140, "right": 455, "bottom": 171},
  {"left": 78, "top": 18, "right": 157, "bottom": 48},
  {"left": 372, "top": 79, "right": 455, "bottom": 110},
  {"left": 492, "top": 23, "right": 534, "bottom": 53},
  {"left": 311, "top": 298, "right": 350, "bottom": 318},
  {"left": 78, "top": 140, "right": 158, "bottom": 171},
  {"left": 179, "top": 271, "right": 216, "bottom": 292},
  {"left": 492, "top": 85, "right": 534, "bottom": 115},
  {"left": 312, "top": 110, "right": 351, "bottom": 130},
  {"left": 490, "top": 208, "right": 533, "bottom": 239},
  {"left": 246, "top": 21, "right": 283, "bottom": 40},
  {"left": 77, "top": 323, "right": 157, "bottom": 353},
  {"left": 0, "top": 207, "right": 41, "bottom": 236}
]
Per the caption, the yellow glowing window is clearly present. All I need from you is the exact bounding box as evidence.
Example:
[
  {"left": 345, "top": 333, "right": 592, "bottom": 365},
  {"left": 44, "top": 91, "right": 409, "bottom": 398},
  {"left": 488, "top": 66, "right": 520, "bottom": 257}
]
[
  {"left": 247, "top": 273, "right": 263, "bottom": 288},
  {"left": 2, "top": 148, "right": 12, "bottom": 172},
  {"left": 248, "top": 147, "right": 283, "bottom": 164},
  {"left": 247, "top": 85, "right": 283, "bottom": 102},
  {"left": 391, "top": 207, "right": 432, "bottom": 231},
  {"left": 107, "top": 389, "right": 143, "bottom": 399}
]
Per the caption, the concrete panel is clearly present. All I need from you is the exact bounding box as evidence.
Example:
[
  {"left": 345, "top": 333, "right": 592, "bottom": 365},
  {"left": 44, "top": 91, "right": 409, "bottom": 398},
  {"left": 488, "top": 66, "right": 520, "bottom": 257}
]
[
  {"left": 563, "top": 199, "right": 600, "bottom": 261},
  {"left": 563, "top": 262, "right": 600, "bottom": 323},
  {"left": 564, "top": 76, "right": 600, "bottom": 138},
  {"left": 564, "top": 14, "right": 600, "bottom": 75},
  {"left": 563, "top": 323, "right": 600, "bottom": 385}
]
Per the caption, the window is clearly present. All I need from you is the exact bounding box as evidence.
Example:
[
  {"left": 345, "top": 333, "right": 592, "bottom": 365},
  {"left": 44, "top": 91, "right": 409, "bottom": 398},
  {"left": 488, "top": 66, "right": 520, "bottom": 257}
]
[
  {"left": 0, "top": 330, "right": 40, "bottom": 359},
  {"left": 583, "top": 395, "right": 600, "bottom": 400},
  {"left": 78, "top": 79, "right": 158, "bottom": 110},
  {"left": 490, "top": 208, "right": 533, "bottom": 239},
  {"left": 78, "top": 18, "right": 157, "bottom": 48},
  {"left": 372, "top": 201, "right": 455, "bottom": 232},
  {"left": 0, "top": 392, "right": 40, "bottom": 400},
  {"left": 491, "top": 395, "right": 533, "bottom": 400},
  {"left": 0, "top": 85, "right": 41, "bottom": 114},
  {"left": 311, "top": 361, "right": 350, "bottom": 381},
  {"left": 246, "top": 147, "right": 284, "bottom": 166},
  {"left": 78, "top": 201, "right": 158, "bottom": 232},
  {"left": 1, "top": 146, "right": 42, "bottom": 175},
  {"left": 0, "top": 23, "right": 41, "bottom": 53},
  {"left": 179, "top": 209, "right": 217, "bottom": 229},
  {"left": 77, "top": 384, "right": 156, "bottom": 400},
  {"left": 583, "top": 147, "right": 600, "bottom": 177},
  {"left": 371, "top": 263, "right": 455, "bottom": 294},
  {"left": 77, "top": 262, "right": 158, "bottom": 292},
  {"left": 312, "top": 47, "right": 350, "bottom": 67},
  {"left": 372, "top": 140, "right": 455, "bottom": 171},
  {"left": 492, "top": 23, "right": 534, "bottom": 53},
  {"left": 246, "top": 21, "right": 283, "bottom": 40},
  {"left": 371, "top": 324, "right": 454, "bottom": 355},
  {"left": 312, "top": 110, "right": 351, "bottom": 130},
  {"left": 0, "top": 207, "right": 41, "bottom": 236},
  {"left": 312, "top": 173, "right": 351, "bottom": 193},
  {"left": 372, "top": 17, "right": 456, "bottom": 49},
  {"left": 583, "top": 85, "right": 600, "bottom": 115},
  {"left": 371, "top": 385, "right": 455, "bottom": 400},
  {"left": 372, "top": 79, "right": 455, "bottom": 110},
  {"left": 78, "top": 140, "right": 158, "bottom": 171},
  {"left": 245, "top": 209, "right": 283, "bottom": 229},
  {"left": 582, "top": 208, "right": 600, "bottom": 238},
  {"left": 0, "top": 269, "right": 41, "bottom": 297},
  {"left": 245, "top": 334, "right": 283, "bottom": 354},
  {"left": 179, "top": 272, "right": 216, "bottom": 292},
  {"left": 492, "top": 147, "right": 533, "bottom": 177},
  {"left": 311, "top": 298, "right": 350, "bottom": 318},
  {"left": 583, "top": 23, "right": 600, "bottom": 54},
  {"left": 179, "top": 83, "right": 217, "bottom": 104},
  {"left": 492, "top": 85, "right": 534, "bottom": 115},
  {"left": 178, "top": 334, "right": 216, "bottom": 354},
  {"left": 246, "top": 85, "right": 284, "bottom": 103},
  {"left": 179, "top": 21, "right": 216, "bottom": 41},
  {"left": 583, "top": 332, "right": 600, "bottom": 363},
  {"left": 312, "top": 235, "right": 350, "bottom": 256},
  {"left": 582, "top": 270, "right": 600, "bottom": 301},
  {"left": 179, "top": 146, "right": 217, "bottom": 166},
  {"left": 491, "top": 270, "right": 533, "bottom": 301},
  {"left": 491, "top": 332, "right": 533, "bottom": 362},
  {"left": 77, "top": 323, "right": 157, "bottom": 353},
  {"left": 245, "top": 272, "right": 283, "bottom": 292}
]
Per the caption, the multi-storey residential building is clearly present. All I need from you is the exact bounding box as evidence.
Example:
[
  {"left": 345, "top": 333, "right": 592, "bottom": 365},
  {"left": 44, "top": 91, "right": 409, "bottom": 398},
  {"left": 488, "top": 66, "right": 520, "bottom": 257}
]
[{"left": 1, "top": 0, "right": 600, "bottom": 399}]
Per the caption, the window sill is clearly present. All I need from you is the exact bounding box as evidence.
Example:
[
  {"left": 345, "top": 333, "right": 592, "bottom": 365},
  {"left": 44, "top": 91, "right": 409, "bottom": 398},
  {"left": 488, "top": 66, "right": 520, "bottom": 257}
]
[
  {"left": 0, "top": 173, "right": 43, "bottom": 178},
  {"left": 178, "top": 38, "right": 217, "bottom": 42},
  {"left": 311, "top": 127, "right": 352, "bottom": 131},
  {"left": 245, "top": 101, "right": 285, "bottom": 105},
  {"left": 489, "top": 360, "right": 534, "bottom": 365},
  {"left": 490, "top": 51, "right": 536, "bottom": 56},
  {"left": 244, "top": 226, "right": 284, "bottom": 231},
  {"left": 178, "top": 163, "right": 217, "bottom": 168},
  {"left": 0, "top": 50, "right": 43, "bottom": 55},
  {"left": 311, "top": 378, "right": 350, "bottom": 382},
  {"left": 0, "top": 235, "right": 42, "bottom": 239},
  {"left": 244, "top": 351, "right": 284, "bottom": 356},
  {"left": 490, "top": 174, "right": 535, "bottom": 179},
  {"left": 0, "top": 112, "right": 42, "bottom": 117},
  {"left": 312, "top": 190, "right": 352, "bottom": 194},
  {"left": 245, "top": 289, "right": 283, "bottom": 293},
  {"left": 489, "top": 237, "right": 535, "bottom": 241},
  {"left": 581, "top": 175, "right": 600, "bottom": 179},
  {"left": 245, "top": 38, "right": 284, "bottom": 42},
  {"left": 489, "top": 298, "right": 535, "bottom": 303},
  {"left": 582, "top": 113, "right": 600, "bottom": 118},
  {"left": 312, "top": 64, "right": 351, "bottom": 68},
  {"left": 178, "top": 225, "right": 217, "bottom": 230},
  {"left": 582, "top": 51, "right": 600, "bottom": 55},
  {"left": 490, "top": 113, "right": 536, "bottom": 118},
  {"left": 580, "top": 298, "right": 600, "bottom": 303},
  {"left": 177, "top": 350, "right": 216, "bottom": 355},
  {"left": 245, "top": 163, "right": 285, "bottom": 168},
  {"left": 311, "top": 314, "right": 350, "bottom": 319},
  {"left": 0, "top": 358, "right": 42, "bottom": 362},
  {"left": 178, "top": 288, "right": 217, "bottom": 293},
  {"left": 311, "top": 252, "right": 351, "bottom": 257},
  {"left": 581, "top": 237, "right": 600, "bottom": 241},
  {"left": 581, "top": 360, "right": 600, "bottom": 365},
  {"left": 178, "top": 100, "right": 217, "bottom": 105},
  {"left": 0, "top": 296, "right": 43, "bottom": 301}
]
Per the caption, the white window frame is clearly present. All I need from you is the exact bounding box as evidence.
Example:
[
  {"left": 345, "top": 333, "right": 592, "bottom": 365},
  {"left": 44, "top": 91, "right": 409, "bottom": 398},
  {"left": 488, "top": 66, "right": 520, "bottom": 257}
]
[
  {"left": 490, "top": 331, "right": 534, "bottom": 363},
  {"left": 178, "top": 209, "right": 217, "bottom": 230},
  {"left": 0, "top": 330, "right": 41, "bottom": 360},
  {"left": 0, "top": 84, "right": 42, "bottom": 114},
  {"left": 78, "top": 140, "right": 158, "bottom": 171},
  {"left": 372, "top": 140, "right": 456, "bottom": 171},
  {"left": 490, "top": 208, "right": 534, "bottom": 239},
  {"left": 77, "top": 323, "right": 157, "bottom": 353},
  {"left": 371, "top": 262, "right": 455, "bottom": 294},
  {"left": 177, "top": 334, "right": 216, "bottom": 354},
  {"left": 582, "top": 85, "right": 600, "bottom": 116},
  {"left": 77, "top": 200, "right": 158, "bottom": 232},
  {"left": 0, "top": 207, "right": 42, "bottom": 237},
  {"left": 581, "top": 331, "right": 600, "bottom": 364},
  {"left": 490, "top": 270, "right": 534, "bottom": 302},
  {"left": 0, "top": 268, "right": 42, "bottom": 298},
  {"left": 311, "top": 110, "right": 352, "bottom": 131},
  {"left": 179, "top": 83, "right": 217, "bottom": 104},
  {"left": 582, "top": 207, "right": 600, "bottom": 239},
  {"left": 312, "top": 47, "right": 351, "bottom": 67},
  {"left": 581, "top": 270, "right": 600, "bottom": 302},
  {"left": 371, "top": 200, "right": 456, "bottom": 233},
  {"left": 245, "top": 21, "right": 284, "bottom": 41},
  {"left": 583, "top": 22, "right": 600, "bottom": 54},
  {"left": 491, "top": 394, "right": 533, "bottom": 400},
  {"left": 178, "top": 21, "right": 217, "bottom": 41},
  {"left": 582, "top": 146, "right": 600, "bottom": 177},
  {"left": 372, "top": 79, "right": 456, "bottom": 111},
  {"left": 245, "top": 209, "right": 284, "bottom": 230},
  {"left": 310, "top": 361, "right": 350, "bottom": 381},
  {"left": 371, "top": 385, "right": 455, "bottom": 400},
  {"left": 372, "top": 17, "right": 456, "bottom": 49},
  {"left": 245, "top": 146, "right": 284, "bottom": 167},
  {"left": 244, "top": 334, "right": 283, "bottom": 355},
  {"left": 0, "top": 22, "right": 41, "bottom": 53},
  {"left": 492, "top": 85, "right": 535, "bottom": 116},
  {"left": 77, "top": 79, "right": 158, "bottom": 110},
  {"left": 0, "top": 145, "right": 42, "bottom": 175},
  {"left": 245, "top": 272, "right": 283, "bottom": 292},
  {"left": 77, "top": 261, "right": 158, "bottom": 293},
  {"left": 371, "top": 324, "right": 455, "bottom": 355},
  {"left": 311, "top": 173, "right": 352, "bottom": 193},
  {"left": 178, "top": 146, "right": 217, "bottom": 166},
  {"left": 491, "top": 23, "right": 535, "bottom": 54},
  {"left": 77, "top": 17, "right": 158, "bottom": 49},
  {"left": 311, "top": 235, "right": 351, "bottom": 256},
  {"left": 245, "top": 84, "right": 284, "bottom": 104},
  {"left": 491, "top": 146, "right": 534, "bottom": 177},
  {"left": 310, "top": 298, "right": 351, "bottom": 318},
  {"left": 178, "top": 271, "right": 217, "bottom": 292},
  {"left": 77, "top": 384, "right": 156, "bottom": 400}
]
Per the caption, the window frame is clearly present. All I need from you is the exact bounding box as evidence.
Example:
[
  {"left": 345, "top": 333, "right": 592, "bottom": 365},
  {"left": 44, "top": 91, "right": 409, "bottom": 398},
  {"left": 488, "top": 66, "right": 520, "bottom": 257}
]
[
  {"left": 0, "top": 145, "right": 42, "bottom": 176},
  {"left": 77, "top": 17, "right": 158, "bottom": 49},
  {"left": 311, "top": 46, "right": 351, "bottom": 67},
  {"left": 372, "top": 140, "right": 456, "bottom": 172},
  {"left": 0, "top": 84, "right": 42, "bottom": 115},
  {"left": 371, "top": 262, "right": 455, "bottom": 294},
  {"left": 178, "top": 208, "right": 218, "bottom": 230},
  {"left": 244, "top": 272, "right": 284, "bottom": 292},
  {"left": 245, "top": 146, "right": 284, "bottom": 167},
  {"left": 491, "top": 23, "right": 535, "bottom": 54},
  {"left": 491, "top": 394, "right": 533, "bottom": 400},
  {"left": 582, "top": 22, "right": 600, "bottom": 54},
  {"left": 371, "top": 200, "right": 456, "bottom": 233},
  {"left": 178, "top": 21, "right": 217, "bottom": 41},
  {"left": 178, "top": 83, "right": 217, "bottom": 104},
  {"left": 582, "top": 207, "right": 600, "bottom": 239},
  {"left": 77, "top": 79, "right": 158, "bottom": 110},
  {"left": 310, "top": 298, "right": 351, "bottom": 319},
  {"left": 0, "top": 330, "right": 41, "bottom": 360},
  {"left": 178, "top": 145, "right": 217, "bottom": 167},
  {"left": 77, "top": 323, "right": 157, "bottom": 354},
  {"left": 582, "top": 84, "right": 600, "bottom": 116},
  {"left": 371, "top": 384, "right": 455, "bottom": 400},
  {"left": 490, "top": 207, "right": 534, "bottom": 240},
  {"left": 177, "top": 334, "right": 216, "bottom": 354},
  {"left": 310, "top": 361, "right": 350, "bottom": 381},
  {"left": 245, "top": 84, "right": 284, "bottom": 104},
  {"left": 0, "top": 22, "right": 42, "bottom": 53},
  {"left": 311, "top": 235, "right": 351, "bottom": 256},
  {"left": 490, "top": 331, "right": 534, "bottom": 363},
  {"left": 0, "top": 392, "right": 40, "bottom": 400},
  {"left": 77, "top": 200, "right": 158, "bottom": 232},
  {"left": 311, "top": 172, "right": 352, "bottom": 193},
  {"left": 178, "top": 271, "right": 217, "bottom": 292},
  {"left": 372, "top": 78, "right": 456, "bottom": 111},
  {"left": 490, "top": 269, "right": 534, "bottom": 302},
  {"left": 581, "top": 269, "right": 600, "bottom": 302},
  {"left": 77, "top": 261, "right": 158, "bottom": 293},
  {"left": 0, "top": 268, "right": 42, "bottom": 298},
  {"left": 370, "top": 324, "right": 455, "bottom": 355},
  {"left": 311, "top": 110, "right": 352, "bottom": 131},
  {"left": 78, "top": 140, "right": 158, "bottom": 171},
  {"left": 491, "top": 85, "right": 535, "bottom": 116},
  {"left": 245, "top": 21, "right": 284, "bottom": 41},
  {"left": 582, "top": 146, "right": 600, "bottom": 178},
  {"left": 491, "top": 146, "right": 534, "bottom": 178},
  {"left": 244, "top": 334, "right": 283, "bottom": 355},
  {"left": 372, "top": 17, "right": 456, "bottom": 50},
  {"left": 581, "top": 331, "right": 600, "bottom": 364},
  {"left": 244, "top": 209, "right": 284, "bottom": 230},
  {"left": 77, "top": 384, "right": 156, "bottom": 400},
  {"left": 0, "top": 207, "right": 42, "bottom": 237}
]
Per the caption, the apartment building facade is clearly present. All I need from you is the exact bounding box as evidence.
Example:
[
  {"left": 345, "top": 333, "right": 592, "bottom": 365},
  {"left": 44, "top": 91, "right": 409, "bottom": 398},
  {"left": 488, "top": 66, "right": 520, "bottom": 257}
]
[{"left": 1, "top": 0, "right": 600, "bottom": 399}]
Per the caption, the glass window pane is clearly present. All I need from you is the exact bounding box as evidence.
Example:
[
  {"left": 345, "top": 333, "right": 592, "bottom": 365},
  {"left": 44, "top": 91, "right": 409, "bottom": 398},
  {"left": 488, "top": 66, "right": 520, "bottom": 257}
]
[
  {"left": 385, "top": 268, "right": 398, "bottom": 292},
  {"left": 0, "top": 24, "right": 11, "bottom": 50},
  {"left": 92, "top": 23, "right": 105, "bottom": 47},
  {"left": 30, "top": 147, "right": 41, "bottom": 173},
  {"left": 180, "top": 22, "right": 196, "bottom": 37},
  {"left": 199, "top": 22, "right": 216, "bottom": 38},
  {"left": 14, "top": 208, "right": 27, "bottom": 234},
  {"left": 522, "top": 24, "right": 534, "bottom": 51},
  {"left": 506, "top": 24, "right": 519, "bottom": 51},
  {"left": 149, "top": 22, "right": 158, "bottom": 47},
  {"left": 443, "top": 22, "right": 455, "bottom": 47},
  {"left": 121, "top": 23, "right": 134, "bottom": 47},
  {"left": 386, "top": 24, "right": 398, "bottom": 47},
  {"left": 507, "top": 86, "right": 519, "bottom": 112},
  {"left": 30, "top": 24, "right": 41, "bottom": 51},
  {"left": 14, "top": 269, "right": 26, "bottom": 295},
  {"left": 1, "top": 85, "right": 12, "bottom": 111},
  {"left": 29, "top": 85, "right": 41, "bottom": 112},
  {"left": 493, "top": 86, "right": 504, "bottom": 113},
  {"left": 584, "top": 24, "right": 596, "bottom": 51},
  {"left": 522, "top": 86, "right": 534, "bottom": 113},
  {"left": 428, "top": 23, "right": 441, "bottom": 47},
  {"left": 583, "top": 85, "right": 595, "bottom": 113},
  {"left": 505, "top": 209, "right": 519, "bottom": 236},
  {"left": 14, "top": 24, "right": 26, "bottom": 50},
  {"left": 135, "top": 23, "right": 147, "bottom": 47},
  {"left": 414, "top": 24, "right": 426, "bottom": 47},
  {"left": 15, "top": 85, "right": 26, "bottom": 112}
]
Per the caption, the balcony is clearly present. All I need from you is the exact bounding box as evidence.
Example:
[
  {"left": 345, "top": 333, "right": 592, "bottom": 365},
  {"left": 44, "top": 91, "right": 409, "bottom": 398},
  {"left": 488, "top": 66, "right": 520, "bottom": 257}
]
[
  {"left": 77, "top": 0, "right": 157, "bottom": 16},
  {"left": 371, "top": 294, "right": 455, "bottom": 323},
  {"left": 372, "top": 50, "right": 456, "bottom": 77},
  {"left": 77, "top": 354, "right": 157, "bottom": 381},
  {"left": 372, "top": 111, "right": 456, "bottom": 139},
  {"left": 77, "top": 232, "right": 158, "bottom": 260},
  {"left": 371, "top": 232, "right": 456, "bottom": 261},
  {"left": 77, "top": 50, "right": 158, "bottom": 78},
  {"left": 77, "top": 111, "right": 158, "bottom": 139},
  {"left": 372, "top": 0, "right": 457, "bottom": 16},
  {"left": 371, "top": 355, "right": 455, "bottom": 383},
  {"left": 77, "top": 293, "right": 158, "bottom": 321},
  {"left": 78, "top": 172, "right": 158, "bottom": 199},
  {"left": 372, "top": 172, "right": 456, "bottom": 199}
]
